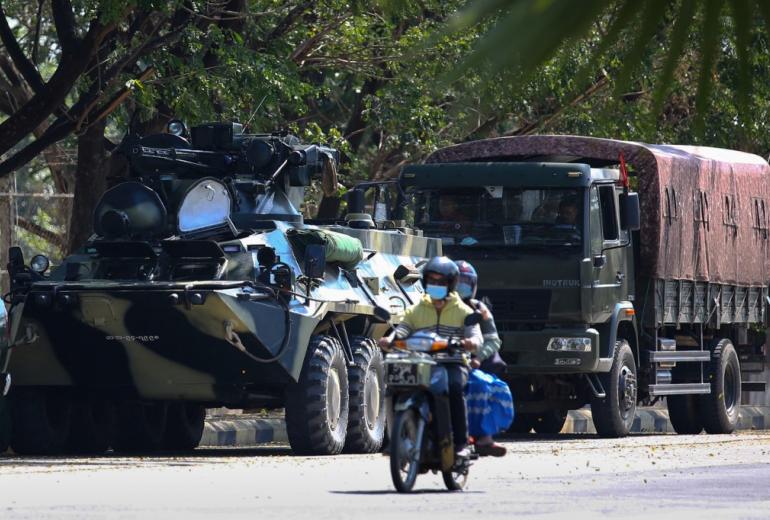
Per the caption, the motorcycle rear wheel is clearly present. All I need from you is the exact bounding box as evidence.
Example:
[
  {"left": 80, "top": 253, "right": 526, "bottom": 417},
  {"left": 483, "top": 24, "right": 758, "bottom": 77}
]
[
  {"left": 389, "top": 409, "right": 422, "bottom": 493},
  {"left": 442, "top": 467, "right": 468, "bottom": 491}
]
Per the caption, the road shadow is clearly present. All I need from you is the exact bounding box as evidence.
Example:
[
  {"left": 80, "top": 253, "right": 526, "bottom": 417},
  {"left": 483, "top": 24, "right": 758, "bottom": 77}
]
[
  {"left": 331, "top": 489, "right": 484, "bottom": 495},
  {"left": 0, "top": 445, "right": 295, "bottom": 466},
  {"left": 498, "top": 432, "right": 665, "bottom": 442}
]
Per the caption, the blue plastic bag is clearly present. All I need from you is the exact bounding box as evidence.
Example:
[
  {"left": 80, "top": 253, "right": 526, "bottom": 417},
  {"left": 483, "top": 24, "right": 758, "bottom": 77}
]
[{"left": 466, "top": 369, "right": 514, "bottom": 438}]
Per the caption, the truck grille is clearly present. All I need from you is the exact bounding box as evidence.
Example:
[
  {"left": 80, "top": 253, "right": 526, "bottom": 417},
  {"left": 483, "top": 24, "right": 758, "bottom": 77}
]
[{"left": 477, "top": 289, "right": 551, "bottom": 323}]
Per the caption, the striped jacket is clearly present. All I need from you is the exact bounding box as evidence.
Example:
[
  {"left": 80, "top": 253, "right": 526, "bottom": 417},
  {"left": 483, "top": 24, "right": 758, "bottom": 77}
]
[{"left": 394, "top": 292, "right": 482, "bottom": 350}]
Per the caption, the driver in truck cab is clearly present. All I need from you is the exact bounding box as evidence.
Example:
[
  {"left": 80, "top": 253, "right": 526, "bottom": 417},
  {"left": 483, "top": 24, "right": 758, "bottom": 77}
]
[{"left": 379, "top": 256, "right": 482, "bottom": 455}]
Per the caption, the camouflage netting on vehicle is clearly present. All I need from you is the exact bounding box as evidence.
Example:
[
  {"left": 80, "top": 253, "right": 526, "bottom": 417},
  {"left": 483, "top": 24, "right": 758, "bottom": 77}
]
[
  {"left": 426, "top": 135, "right": 770, "bottom": 286},
  {"left": 287, "top": 228, "right": 364, "bottom": 269}
]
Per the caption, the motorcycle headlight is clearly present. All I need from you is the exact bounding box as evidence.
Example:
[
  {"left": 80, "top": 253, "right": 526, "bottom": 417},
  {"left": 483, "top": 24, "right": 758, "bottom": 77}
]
[{"left": 30, "top": 254, "right": 50, "bottom": 274}]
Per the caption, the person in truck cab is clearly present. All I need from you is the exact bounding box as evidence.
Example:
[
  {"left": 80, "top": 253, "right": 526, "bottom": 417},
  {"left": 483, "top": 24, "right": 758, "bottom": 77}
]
[
  {"left": 379, "top": 256, "right": 482, "bottom": 455},
  {"left": 555, "top": 196, "right": 579, "bottom": 226},
  {"left": 456, "top": 260, "right": 509, "bottom": 457}
]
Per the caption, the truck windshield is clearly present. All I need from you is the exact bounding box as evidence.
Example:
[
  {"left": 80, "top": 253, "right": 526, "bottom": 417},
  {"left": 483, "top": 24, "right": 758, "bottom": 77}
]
[{"left": 415, "top": 187, "right": 583, "bottom": 247}]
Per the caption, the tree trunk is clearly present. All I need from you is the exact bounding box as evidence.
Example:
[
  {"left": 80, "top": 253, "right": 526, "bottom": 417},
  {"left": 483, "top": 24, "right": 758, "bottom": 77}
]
[{"left": 67, "top": 119, "right": 107, "bottom": 253}]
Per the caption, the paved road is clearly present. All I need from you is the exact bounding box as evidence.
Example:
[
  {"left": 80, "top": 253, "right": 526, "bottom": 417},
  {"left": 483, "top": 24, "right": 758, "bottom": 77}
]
[{"left": 1, "top": 432, "right": 769, "bottom": 519}]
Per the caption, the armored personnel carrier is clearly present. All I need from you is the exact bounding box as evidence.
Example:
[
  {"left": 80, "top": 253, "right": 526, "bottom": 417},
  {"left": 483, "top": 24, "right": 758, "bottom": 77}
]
[{"left": 3, "top": 121, "right": 439, "bottom": 455}]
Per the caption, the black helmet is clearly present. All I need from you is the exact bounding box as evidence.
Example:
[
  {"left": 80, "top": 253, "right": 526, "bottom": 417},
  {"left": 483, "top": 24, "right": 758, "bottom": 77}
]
[{"left": 422, "top": 256, "right": 460, "bottom": 291}]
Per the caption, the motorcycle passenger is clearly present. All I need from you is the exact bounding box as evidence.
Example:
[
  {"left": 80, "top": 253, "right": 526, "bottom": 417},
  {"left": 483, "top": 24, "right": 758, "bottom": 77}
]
[
  {"left": 456, "top": 260, "right": 509, "bottom": 457},
  {"left": 379, "top": 256, "right": 482, "bottom": 455}
]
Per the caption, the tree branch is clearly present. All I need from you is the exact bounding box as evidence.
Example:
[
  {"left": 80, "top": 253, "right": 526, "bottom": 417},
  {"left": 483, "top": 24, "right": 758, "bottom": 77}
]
[
  {"left": 15, "top": 217, "right": 67, "bottom": 251},
  {"left": 0, "top": 3, "right": 44, "bottom": 93},
  {"left": 51, "top": 0, "right": 78, "bottom": 55}
]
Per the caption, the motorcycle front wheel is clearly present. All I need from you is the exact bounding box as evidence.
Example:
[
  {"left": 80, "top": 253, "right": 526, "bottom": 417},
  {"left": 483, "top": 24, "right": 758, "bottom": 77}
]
[{"left": 389, "top": 408, "right": 423, "bottom": 493}]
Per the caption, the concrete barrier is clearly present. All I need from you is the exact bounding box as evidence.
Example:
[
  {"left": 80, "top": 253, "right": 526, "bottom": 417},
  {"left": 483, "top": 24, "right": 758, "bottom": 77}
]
[{"left": 200, "top": 406, "right": 770, "bottom": 447}]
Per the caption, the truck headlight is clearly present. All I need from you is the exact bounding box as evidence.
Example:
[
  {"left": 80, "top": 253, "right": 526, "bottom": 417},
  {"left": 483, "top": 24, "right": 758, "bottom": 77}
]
[{"left": 547, "top": 337, "right": 592, "bottom": 352}]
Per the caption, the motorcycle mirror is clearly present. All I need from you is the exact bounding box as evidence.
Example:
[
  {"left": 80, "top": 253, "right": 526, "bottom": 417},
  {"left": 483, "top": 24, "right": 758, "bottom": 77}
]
[
  {"left": 373, "top": 306, "right": 392, "bottom": 324},
  {"left": 464, "top": 312, "right": 482, "bottom": 326}
]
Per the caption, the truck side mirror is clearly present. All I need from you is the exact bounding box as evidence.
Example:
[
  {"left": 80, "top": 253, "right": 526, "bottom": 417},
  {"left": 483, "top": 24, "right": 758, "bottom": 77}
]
[
  {"left": 619, "top": 192, "right": 641, "bottom": 231},
  {"left": 303, "top": 244, "right": 326, "bottom": 279}
]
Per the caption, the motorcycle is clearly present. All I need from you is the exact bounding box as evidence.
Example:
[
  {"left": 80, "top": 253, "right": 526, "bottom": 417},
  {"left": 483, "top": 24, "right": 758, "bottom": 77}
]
[{"left": 384, "top": 314, "right": 480, "bottom": 493}]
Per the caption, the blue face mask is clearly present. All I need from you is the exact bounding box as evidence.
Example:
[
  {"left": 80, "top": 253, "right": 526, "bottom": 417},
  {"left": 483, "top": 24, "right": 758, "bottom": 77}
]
[
  {"left": 425, "top": 284, "right": 449, "bottom": 300},
  {"left": 456, "top": 282, "right": 474, "bottom": 300}
]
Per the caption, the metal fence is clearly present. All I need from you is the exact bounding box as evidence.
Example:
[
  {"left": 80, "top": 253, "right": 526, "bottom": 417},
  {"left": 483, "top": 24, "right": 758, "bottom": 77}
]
[{"left": 0, "top": 177, "right": 73, "bottom": 293}]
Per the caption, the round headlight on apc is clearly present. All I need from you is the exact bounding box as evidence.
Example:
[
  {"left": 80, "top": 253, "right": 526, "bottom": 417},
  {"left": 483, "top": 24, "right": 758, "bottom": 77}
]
[
  {"left": 30, "top": 254, "right": 50, "bottom": 274},
  {"left": 167, "top": 119, "right": 186, "bottom": 136}
]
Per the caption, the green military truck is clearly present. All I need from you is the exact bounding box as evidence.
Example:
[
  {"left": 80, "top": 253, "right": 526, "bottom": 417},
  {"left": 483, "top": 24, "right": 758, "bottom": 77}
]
[{"left": 398, "top": 135, "right": 770, "bottom": 437}]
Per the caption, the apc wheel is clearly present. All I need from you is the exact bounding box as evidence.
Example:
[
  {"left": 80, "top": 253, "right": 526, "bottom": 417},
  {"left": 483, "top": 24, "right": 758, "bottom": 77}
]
[
  {"left": 113, "top": 402, "right": 168, "bottom": 452},
  {"left": 507, "top": 413, "right": 534, "bottom": 434},
  {"left": 164, "top": 403, "right": 205, "bottom": 451},
  {"left": 591, "top": 340, "right": 637, "bottom": 438},
  {"left": 67, "top": 397, "right": 116, "bottom": 454},
  {"left": 344, "top": 337, "right": 386, "bottom": 453},
  {"left": 532, "top": 410, "right": 568, "bottom": 434},
  {"left": 390, "top": 409, "right": 422, "bottom": 493},
  {"left": 286, "top": 336, "right": 349, "bottom": 455},
  {"left": 699, "top": 339, "right": 741, "bottom": 434},
  {"left": 0, "top": 397, "right": 10, "bottom": 454},
  {"left": 10, "top": 387, "right": 72, "bottom": 455},
  {"left": 667, "top": 395, "right": 703, "bottom": 435}
]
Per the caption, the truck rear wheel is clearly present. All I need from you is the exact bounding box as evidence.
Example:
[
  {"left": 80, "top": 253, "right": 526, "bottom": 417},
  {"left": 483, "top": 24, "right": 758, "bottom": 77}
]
[
  {"left": 67, "top": 397, "right": 117, "bottom": 454},
  {"left": 113, "top": 402, "right": 168, "bottom": 452},
  {"left": 164, "top": 403, "right": 206, "bottom": 451},
  {"left": 532, "top": 409, "right": 568, "bottom": 434},
  {"left": 286, "top": 335, "right": 349, "bottom": 455},
  {"left": 344, "top": 337, "right": 386, "bottom": 453},
  {"left": 10, "top": 387, "right": 72, "bottom": 455},
  {"left": 667, "top": 395, "right": 703, "bottom": 435},
  {"left": 699, "top": 339, "right": 741, "bottom": 434},
  {"left": 591, "top": 340, "right": 637, "bottom": 438}
]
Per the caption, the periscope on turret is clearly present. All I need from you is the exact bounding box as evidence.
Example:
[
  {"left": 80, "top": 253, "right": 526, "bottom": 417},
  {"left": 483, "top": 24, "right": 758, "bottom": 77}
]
[{"left": 0, "top": 120, "right": 440, "bottom": 456}]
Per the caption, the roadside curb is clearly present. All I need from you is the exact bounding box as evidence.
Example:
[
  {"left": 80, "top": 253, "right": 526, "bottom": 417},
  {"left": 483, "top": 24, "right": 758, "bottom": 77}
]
[
  {"left": 201, "top": 417, "right": 287, "bottom": 447},
  {"left": 200, "top": 406, "right": 770, "bottom": 447},
  {"left": 563, "top": 405, "right": 770, "bottom": 434}
]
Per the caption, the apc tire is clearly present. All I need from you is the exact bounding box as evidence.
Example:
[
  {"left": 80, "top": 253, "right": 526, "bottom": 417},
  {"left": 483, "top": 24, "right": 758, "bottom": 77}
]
[
  {"left": 113, "top": 401, "right": 168, "bottom": 452},
  {"left": 667, "top": 395, "right": 703, "bottom": 435},
  {"left": 532, "top": 409, "right": 568, "bottom": 434},
  {"left": 10, "top": 387, "right": 72, "bottom": 455},
  {"left": 591, "top": 340, "right": 637, "bottom": 438},
  {"left": 0, "top": 397, "right": 10, "bottom": 454},
  {"left": 344, "top": 337, "right": 386, "bottom": 454},
  {"left": 286, "top": 336, "right": 349, "bottom": 455},
  {"left": 698, "top": 339, "right": 741, "bottom": 434},
  {"left": 164, "top": 403, "right": 206, "bottom": 451},
  {"left": 67, "top": 397, "right": 117, "bottom": 454}
]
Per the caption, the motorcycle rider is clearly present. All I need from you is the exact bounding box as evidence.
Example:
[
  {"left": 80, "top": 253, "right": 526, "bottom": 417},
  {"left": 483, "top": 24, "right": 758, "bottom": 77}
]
[
  {"left": 456, "top": 260, "right": 508, "bottom": 457},
  {"left": 379, "top": 256, "right": 482, "bottom": 455}
]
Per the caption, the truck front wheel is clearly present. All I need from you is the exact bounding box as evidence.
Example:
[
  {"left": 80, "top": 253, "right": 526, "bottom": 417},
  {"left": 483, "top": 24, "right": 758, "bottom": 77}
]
[
  {"left": 699, "top": 339, "right": 741, "bottom": 434},
  {"left": 286, "top": 335, "right": 349, "bottom": 455},
  {"left": 591, "top": 340, "right": 637, "bottom": 437}
]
